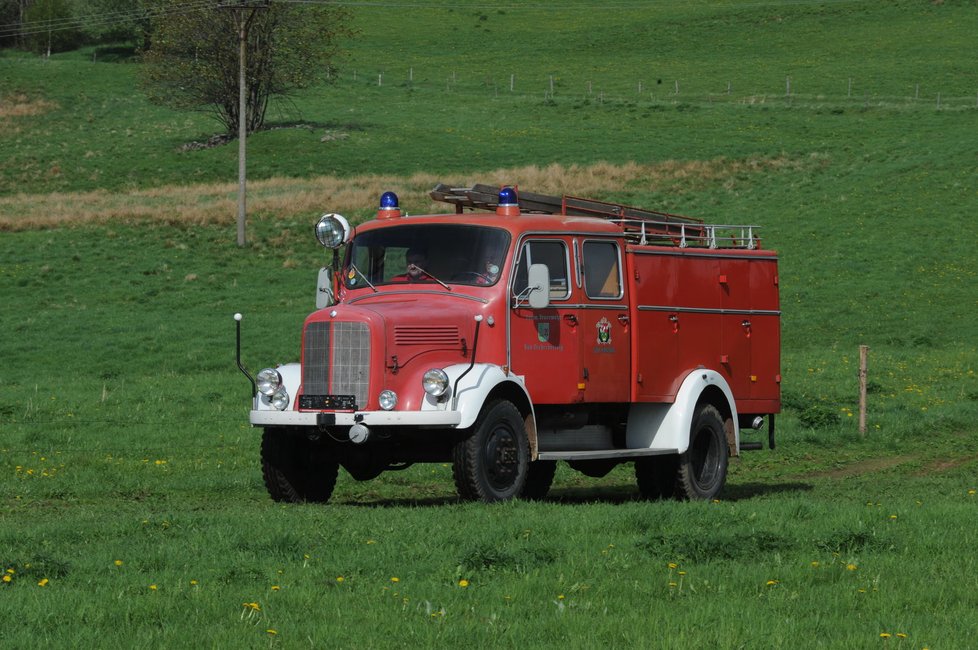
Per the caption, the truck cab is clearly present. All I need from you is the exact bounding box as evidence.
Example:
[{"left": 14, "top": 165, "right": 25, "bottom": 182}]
[{"left": 245, "top": 184, "right": 780, "bottom": 503}]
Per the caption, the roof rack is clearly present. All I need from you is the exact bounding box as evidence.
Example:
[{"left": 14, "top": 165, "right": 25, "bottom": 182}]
[{"left": 430, "top": 183, "right": 761, "bottom": 249}]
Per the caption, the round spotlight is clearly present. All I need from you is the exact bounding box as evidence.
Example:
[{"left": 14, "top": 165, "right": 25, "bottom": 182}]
[{"left": 315, "top": 213, "right": 351, "bottom": 249}]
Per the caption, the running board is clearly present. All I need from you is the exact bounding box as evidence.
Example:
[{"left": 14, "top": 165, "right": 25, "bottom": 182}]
[{"left": 537, "top": 448, "right": 680, "bottom": 461}]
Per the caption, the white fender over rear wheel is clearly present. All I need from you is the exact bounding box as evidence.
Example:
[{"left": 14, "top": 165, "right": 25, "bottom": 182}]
[{"left": 452, "top": 400, "right": 530, "bottom": 503}]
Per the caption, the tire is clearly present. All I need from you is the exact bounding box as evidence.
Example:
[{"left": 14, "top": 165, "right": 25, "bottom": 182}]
[
  {"left": 635, "top": 454, "right": 679, "bottom": 500},
  {"left": 261, "top": 429, "right": 339, "bottom": 503},
  {"left": 521, "top": 460, "right": 557, "bottom": 500},
  {"left": 452, "top": 400, "right": 530, "bottom": 503},
  {"left": 675, "top": 404, "right": 729, "bottom": 500}
]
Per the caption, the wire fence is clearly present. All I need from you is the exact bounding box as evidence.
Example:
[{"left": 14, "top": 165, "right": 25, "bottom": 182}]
[{"left": 345, "top": 68, "right": 978, "bottom": 111}]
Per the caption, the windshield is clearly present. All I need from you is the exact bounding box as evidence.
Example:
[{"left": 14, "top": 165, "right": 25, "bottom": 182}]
[{"left": 343, "top": 224, "right": 511, "bottom": 289}]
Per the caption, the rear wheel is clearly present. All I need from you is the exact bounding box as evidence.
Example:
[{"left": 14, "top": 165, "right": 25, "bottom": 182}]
[
  {"left": 452, "top": 400, "right": 529, "bottom": 503},
  {"left": 675, "top": 404, "right": 728, "bottom": 500},
  {"left": 261, "top": 429, "right": 338, "bottom": 503}
]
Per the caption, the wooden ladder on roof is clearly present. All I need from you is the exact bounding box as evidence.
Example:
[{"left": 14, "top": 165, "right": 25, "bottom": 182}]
[{"left": 430, "top": 183, "right": 761, "bottom": 249}]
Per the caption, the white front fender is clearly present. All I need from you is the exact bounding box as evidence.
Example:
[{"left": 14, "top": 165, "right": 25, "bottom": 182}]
[
  {"left": 433, "top": 363, "right": 533, "bottom": 430},
  {"left": 625, "top": 369, "right": 739, "bottom": 453}
]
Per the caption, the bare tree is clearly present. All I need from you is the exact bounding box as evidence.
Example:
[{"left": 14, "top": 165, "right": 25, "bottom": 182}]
[{"left": 140, "top": 0, "right": 353, "bottom": 135}]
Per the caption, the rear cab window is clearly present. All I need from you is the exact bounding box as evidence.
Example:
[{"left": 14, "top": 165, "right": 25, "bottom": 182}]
[{"left": 582, "top": 240, "right": 622, "bottom": 299}]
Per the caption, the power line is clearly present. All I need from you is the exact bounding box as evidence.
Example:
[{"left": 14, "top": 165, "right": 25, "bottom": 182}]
[{"left": 0, "top": 0, "right": 217, "bottom": 37}]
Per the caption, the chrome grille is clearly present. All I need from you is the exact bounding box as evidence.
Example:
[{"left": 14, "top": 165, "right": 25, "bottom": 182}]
[{"left": 303, "top": 321, "right": 370, "bottom": 408}]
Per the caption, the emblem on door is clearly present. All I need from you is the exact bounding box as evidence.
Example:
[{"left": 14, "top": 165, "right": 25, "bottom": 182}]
[{"left": 596, "top": 317, "right": 612, "bottom": 345}]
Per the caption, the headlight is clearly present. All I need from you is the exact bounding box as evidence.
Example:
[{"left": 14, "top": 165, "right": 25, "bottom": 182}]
[
  {"left": 270, "top": 389, "right": 290, "bottom": 411},
  {"left": 315, "top": 213, "right": 351, "bottom": 249},
  {"left": 378, "top": 390, "right": 398, "bottom": 411},
  {"left": 256, "top": 368, "right": 283, "bottom": 397},
  {"left": 422, "top": 368, "right": 450, "bottom": 397}
]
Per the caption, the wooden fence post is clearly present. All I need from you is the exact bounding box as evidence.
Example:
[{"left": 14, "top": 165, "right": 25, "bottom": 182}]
[{"left": 859, "top": 345, "right": 869, "bottom": 435}]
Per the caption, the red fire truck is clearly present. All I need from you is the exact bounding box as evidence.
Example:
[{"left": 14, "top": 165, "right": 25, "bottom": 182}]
[{"left": 241, "top": 184, "right": 780, "bottom": 503}]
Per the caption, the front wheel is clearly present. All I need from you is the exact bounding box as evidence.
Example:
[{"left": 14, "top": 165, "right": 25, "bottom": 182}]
[
  {"left": 261, "top": 429, "right": 339, "bottom": 503},
  {"left": 521, "top": 460, "right": 557, "bottom": 500},
  {"left": 452, "top": 400, "right": 529, "bottom": 503},
  {"left": 675, "top": 404, "right": 729, "bottom": 500}
]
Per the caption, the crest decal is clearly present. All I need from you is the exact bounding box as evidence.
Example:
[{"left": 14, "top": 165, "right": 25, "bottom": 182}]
[
  {"left": 537, "top": 321, "right": 551, "bottom": 343},
  {"left": 596, "top": 317, "right": 612, "bottom": 345}
]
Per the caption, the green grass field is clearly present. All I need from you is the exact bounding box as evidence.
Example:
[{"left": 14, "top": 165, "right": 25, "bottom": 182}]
[{"left": 2, "top": 0, "right": 977, "bottom": 646}]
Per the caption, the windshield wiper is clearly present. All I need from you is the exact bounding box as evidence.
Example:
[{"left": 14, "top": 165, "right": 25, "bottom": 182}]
[
  {"left": 412, "top": 265, "right": 452, "bottom": 292},
  {"left": 349, "top": 263, "right": 378, "bottom": 292}
]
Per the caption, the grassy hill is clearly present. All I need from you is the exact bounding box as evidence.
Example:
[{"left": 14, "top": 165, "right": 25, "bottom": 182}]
[{"left": 1, "top": 0, "right": 977, "bottom": 646}]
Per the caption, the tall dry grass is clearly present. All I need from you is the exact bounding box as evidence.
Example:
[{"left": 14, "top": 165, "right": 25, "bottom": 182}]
[{"left": 0, "top": 156, "right": 808, "bottom": 231}]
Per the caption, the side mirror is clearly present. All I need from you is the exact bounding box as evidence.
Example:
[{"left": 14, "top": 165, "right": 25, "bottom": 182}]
[
  {"left": 527, "top": 263, "right": 550, "bottom": 309},
  {"left": 316, "top": 267, "right": 336, "bottom": 308}
]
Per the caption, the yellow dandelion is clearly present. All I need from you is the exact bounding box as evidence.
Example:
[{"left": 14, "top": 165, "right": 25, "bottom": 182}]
[
  {"left": 114, "top": 560, "right": 123, "bottom": 567},
  {"left": 968, "top": 489, "right": 976, "bottom": 496},
  {"left": 766, "top": 580, "right": 778, "bottom": 586},
  {"left": 811, "top": 561, "right": 820, "bottom": 568},
  {"left": 458, "top": 579, "right": 469, "bottom": 588},
  {"left": 266, "top": 629, "right": 277, "bottom": 636},
  {"left": 847, "top": 563, "right": 858, "bottom": 571},
  {"left": 190, "top": 580, "right": 198, "bottom": 586},
  {"left": 242, "top": 602, "right": 261, "bottom": 611},
  {"left": 6, "top": 568, "right": 14, "bottom": 574},
  {"left": 896, "top": 633, "right": 908, "bottom": 639},
  {"left": 3, "top": 575, "right": 12, "bottom": 583},
  {"left": 667, "top": 563, "right": 678, "bottom": 569},
  {"left": 336, "top": 576, "right": 345, "bottom": 583},
  {"left": 668, "top": 582, "right": 678, "bottom": 588},
  {"left": 880, "top": 632, "right": 891, "bottom": 639},
  {"left": 38, "top": 578, "right": 49, "bottom": 587},
  {"left": 390, "top": 577, "right": 399, "bottom": 583},
  {"left": 149, "top": 584, "right": 158, "bottom": 591},
  {"left": 271, "top": 585, "right": 280, "bottom": 591},
  {"left": 678, "top": 571, "right": 686, "bottom": 576},
  {"left": 889, "top": 514, "right": 897, "bottom": 520}
]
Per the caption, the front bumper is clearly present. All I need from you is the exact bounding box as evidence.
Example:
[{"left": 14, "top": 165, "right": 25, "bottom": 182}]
[{"left": 250, "top": 409, "right": 462, "bottom": 428}]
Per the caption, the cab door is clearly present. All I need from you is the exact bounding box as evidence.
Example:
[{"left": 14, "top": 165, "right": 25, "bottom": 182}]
[
  {"left": 508, "top": 238, "right": 582, "bottom": 404},
  {"left": 578, "top": 239, "right": 631, "bottom": 403}
]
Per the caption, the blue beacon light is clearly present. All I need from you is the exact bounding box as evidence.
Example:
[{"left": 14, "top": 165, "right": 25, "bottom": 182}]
[
  {"left": 377, "top": 191, "right": 402, "bottom": 219},
  {"left": 380, "top": 191, "right": 399, "bottom": 209},
  {"left": 496, "top": 186, "right": 520, "bottom": 216}
]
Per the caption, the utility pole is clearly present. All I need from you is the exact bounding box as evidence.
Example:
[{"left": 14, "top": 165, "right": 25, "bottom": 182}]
[{"left": 220, "top": 1, "right": 268, "bottom": 248}]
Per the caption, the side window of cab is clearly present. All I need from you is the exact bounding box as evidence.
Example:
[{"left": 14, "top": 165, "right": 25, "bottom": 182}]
[{"left": 512, "top": 239, "right": 571, "bottom": 300}]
